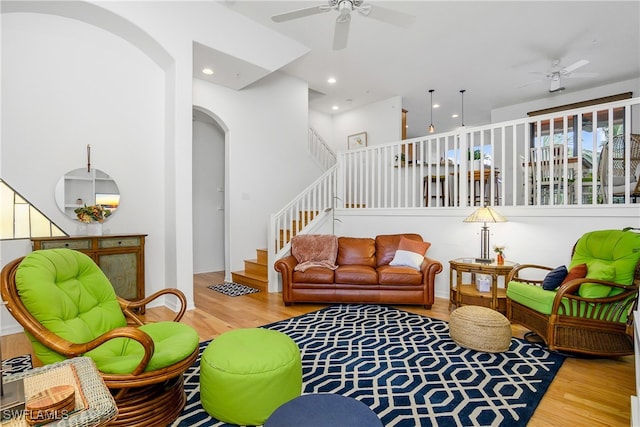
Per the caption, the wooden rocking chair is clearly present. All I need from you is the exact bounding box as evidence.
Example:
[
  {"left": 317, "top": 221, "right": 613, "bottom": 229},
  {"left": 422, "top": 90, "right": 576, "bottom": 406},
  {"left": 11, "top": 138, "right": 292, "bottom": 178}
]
[{"left": 1, "top": 248, "right": 200, "bottom": 426}]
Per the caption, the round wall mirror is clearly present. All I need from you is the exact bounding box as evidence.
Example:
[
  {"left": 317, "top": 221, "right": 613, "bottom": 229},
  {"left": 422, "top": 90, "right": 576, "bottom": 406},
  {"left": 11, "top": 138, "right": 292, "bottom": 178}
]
[{"left": 54, "top": 168, "right": 120, "bottom": 221}]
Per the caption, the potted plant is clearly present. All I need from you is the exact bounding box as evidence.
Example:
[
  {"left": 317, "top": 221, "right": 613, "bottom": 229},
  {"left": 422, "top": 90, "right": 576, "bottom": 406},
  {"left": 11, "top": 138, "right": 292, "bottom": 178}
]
[
  {"left": 74, "top": 204, "right": 111, "bottom": 236},
  {"left": 394, "top": 152, "right": 406, "bottom": 166}
]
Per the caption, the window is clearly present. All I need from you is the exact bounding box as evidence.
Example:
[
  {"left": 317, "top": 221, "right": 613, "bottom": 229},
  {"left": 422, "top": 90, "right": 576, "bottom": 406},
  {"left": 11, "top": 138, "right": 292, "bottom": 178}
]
[{"left": 0, "top": 179, "right": 67, "bottom": 240}]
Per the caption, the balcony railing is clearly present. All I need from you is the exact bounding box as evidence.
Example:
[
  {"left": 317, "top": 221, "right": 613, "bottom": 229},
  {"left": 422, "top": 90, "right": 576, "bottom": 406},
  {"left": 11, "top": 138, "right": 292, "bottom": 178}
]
[{"left": 337, "top": 97, "right": 640, "bottom": 209}]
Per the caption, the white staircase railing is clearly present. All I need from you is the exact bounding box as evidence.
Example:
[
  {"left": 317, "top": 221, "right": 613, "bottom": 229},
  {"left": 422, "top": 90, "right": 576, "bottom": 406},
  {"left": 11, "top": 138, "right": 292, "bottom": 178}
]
[
  {"left": 309, "top": 127, "right": 337, "bottom": 170},
  {"left": 268, "top": 166, "right": 338, "bottom": 284}
]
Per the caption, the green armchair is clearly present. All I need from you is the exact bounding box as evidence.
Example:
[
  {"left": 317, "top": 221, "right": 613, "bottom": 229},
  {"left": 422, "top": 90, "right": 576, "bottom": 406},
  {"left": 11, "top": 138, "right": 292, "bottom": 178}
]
[
  {"left": 506, "top": 228, "right": 640, "bottom": 357},
  {"left": 1, "top": 248, "right": 200, "bottom": 426}
]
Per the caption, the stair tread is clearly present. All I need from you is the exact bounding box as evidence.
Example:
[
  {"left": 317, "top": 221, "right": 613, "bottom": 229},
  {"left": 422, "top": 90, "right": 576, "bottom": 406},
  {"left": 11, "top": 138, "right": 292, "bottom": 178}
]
[
  {"left": 232, "top": 270, "right": 268, "bottom": 282},
  {"left": 231, "top": 270, "right": 268, "bottom": 291}
]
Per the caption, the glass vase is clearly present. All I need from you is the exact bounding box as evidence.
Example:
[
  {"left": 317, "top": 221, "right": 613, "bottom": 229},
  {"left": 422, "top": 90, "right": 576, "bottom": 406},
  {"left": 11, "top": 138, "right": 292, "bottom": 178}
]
[{"left": 86, "top": 222, "right": 103, "bottom": 236}]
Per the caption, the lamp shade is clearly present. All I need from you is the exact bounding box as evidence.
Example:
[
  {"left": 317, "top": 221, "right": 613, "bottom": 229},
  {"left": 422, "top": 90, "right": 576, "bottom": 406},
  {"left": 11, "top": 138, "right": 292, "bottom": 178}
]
[{"left": 463, "top": 206, "right": 507, "bottom": 224}]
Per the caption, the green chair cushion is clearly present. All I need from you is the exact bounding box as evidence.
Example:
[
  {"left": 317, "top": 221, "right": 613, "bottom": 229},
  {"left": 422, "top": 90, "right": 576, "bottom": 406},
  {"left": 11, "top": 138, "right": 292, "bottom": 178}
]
[
  {"left": 17, "top": 249, "right": 126, "bottom": 364},
  {"left": 506, "top": 281, "right": 559, "bottom": 315},
  {"left": 570, "top": 229, "right": 640, "bottom": 297},
  {"left": 16, "top": 248, "right": 199, "bottom": 373},
  {"left": 86, "top": 321, "right": 200, "bottom": 374}
]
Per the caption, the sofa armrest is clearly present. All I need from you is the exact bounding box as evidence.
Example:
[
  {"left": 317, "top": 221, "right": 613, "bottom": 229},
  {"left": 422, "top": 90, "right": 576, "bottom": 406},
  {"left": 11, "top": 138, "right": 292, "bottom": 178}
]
[
  {"left": 274, "top": 255, "right": 299, "bottom": 304},
  {"left": 420, "top": 256, "right": 443, "bottom": 299}
]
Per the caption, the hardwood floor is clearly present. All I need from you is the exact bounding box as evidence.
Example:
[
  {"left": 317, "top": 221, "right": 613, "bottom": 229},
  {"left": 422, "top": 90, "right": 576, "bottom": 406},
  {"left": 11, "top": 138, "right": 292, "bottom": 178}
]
[{"left": 2, "top": 271, "right": 634, "bottom": 426}]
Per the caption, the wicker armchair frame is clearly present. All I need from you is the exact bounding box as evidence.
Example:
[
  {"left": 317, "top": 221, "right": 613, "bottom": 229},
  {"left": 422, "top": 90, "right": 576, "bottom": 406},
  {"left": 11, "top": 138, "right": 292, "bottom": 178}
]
[
  {"left": 506, "top": 244, "right": 640, "bottom": 357},
  {"left": 1, "top": 256, "right": 199, "bottom": 426}
]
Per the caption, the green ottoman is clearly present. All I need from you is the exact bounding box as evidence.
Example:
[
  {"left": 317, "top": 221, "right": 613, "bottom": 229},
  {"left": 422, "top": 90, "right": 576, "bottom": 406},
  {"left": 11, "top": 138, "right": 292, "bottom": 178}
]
[{"left": 200, "top": 328, "right": 302, "bottom": 425}]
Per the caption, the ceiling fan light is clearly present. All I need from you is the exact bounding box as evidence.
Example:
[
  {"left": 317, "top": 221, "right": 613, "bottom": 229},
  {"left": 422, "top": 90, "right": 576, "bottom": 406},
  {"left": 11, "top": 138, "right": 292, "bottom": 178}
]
[{"left": 338, "top": 0, "right": 353, "bottom": 15}]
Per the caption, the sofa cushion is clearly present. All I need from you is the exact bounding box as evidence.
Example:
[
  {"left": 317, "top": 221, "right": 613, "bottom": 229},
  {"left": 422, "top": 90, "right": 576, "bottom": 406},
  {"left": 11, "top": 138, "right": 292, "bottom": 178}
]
[
  {"left": 334, "top": 265, "right": 378, "bottom": 285},
  {"left": 389, "top": 237, "right": 431, "bottom": 271},
  {"left": 375, "top": 234, "right": 424, "bottom": 267},
  {"left": 292, "top": 267, "right": 335, "bottom": 284},
  {"left": 377, "top": 265, "right": 423, "bottom": 285},
  {"left": 337, "top": 237, "right": 376, "bottom": 267}
]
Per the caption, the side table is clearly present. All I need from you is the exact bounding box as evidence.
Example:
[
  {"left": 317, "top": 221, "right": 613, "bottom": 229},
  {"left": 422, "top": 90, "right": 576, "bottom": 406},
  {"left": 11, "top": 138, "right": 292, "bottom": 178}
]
[
  {"left": 1, "top": 357, "right": 117, "bottom": 426},
  {"left": 449, "top": 258, "right": 517, "bottom": 314}
]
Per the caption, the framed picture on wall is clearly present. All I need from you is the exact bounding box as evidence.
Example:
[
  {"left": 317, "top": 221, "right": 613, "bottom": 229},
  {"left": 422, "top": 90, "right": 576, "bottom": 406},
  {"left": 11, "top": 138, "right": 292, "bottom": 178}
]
[{"left": 348, "top": 132, "right": 367, "bottom": 150}]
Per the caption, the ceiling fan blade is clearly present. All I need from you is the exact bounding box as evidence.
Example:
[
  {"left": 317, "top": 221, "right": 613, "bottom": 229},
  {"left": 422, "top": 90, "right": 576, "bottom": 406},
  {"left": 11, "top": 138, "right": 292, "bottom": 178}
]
[
  {"left": 517, "top": 79, "right": 543, "bottom": 88},
  {"left": 271, "top": 5, "right": 329, "bottom": 23},
  {"left": 358, "top": 4, "right": 416, "bottom": 28},
  {"left": 333, "top": 17, "right": 350, "bottom": 50},
  {"left": 565, "top": 72, "right": 599, "bottom": 79},
  {"left": 563, "top": 59, "right": 589, "bottom": 74}
]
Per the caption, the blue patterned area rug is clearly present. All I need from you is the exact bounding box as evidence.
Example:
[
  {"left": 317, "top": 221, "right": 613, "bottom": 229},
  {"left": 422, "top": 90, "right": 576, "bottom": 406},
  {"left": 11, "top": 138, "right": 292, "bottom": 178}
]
[
  {"left": 1, "top": 354, "right": 32, "bottom": 376},
  {"left": 171, "top": 304, "right": 565, "bottom": 427}
]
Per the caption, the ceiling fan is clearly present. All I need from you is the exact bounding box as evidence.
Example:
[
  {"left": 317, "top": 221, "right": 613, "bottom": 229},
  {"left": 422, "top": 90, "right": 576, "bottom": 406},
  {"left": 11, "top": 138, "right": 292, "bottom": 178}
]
[
  {"left": 531, "top": 59, "right": 598, "bottom": 93},
  {"left": 271, "top": 0, "right": 416, "bottom": 50}
]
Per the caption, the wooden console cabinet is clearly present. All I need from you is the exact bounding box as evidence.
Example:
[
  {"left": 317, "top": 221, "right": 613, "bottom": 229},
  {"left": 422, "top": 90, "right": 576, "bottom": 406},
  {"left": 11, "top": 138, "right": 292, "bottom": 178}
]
[{"left": 31, "top": 234, "right": 146, "bottom": 303}]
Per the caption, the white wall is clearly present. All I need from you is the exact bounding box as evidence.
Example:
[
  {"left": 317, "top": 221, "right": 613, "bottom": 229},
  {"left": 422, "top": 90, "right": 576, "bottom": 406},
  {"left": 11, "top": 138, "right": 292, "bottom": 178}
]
[
  {"left": 0, "top": 11, "right": 168, "bottom": 333},
  {"left": 309, "top": 109, "right": 334, "bottom": 147},
  {"left": 330, "top": 96, "right": 403, "bottom": 153}
]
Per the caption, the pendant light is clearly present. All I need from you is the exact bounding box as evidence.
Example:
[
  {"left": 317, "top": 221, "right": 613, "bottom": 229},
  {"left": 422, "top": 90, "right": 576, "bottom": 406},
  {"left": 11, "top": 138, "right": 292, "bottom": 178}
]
[
  {"left": 460, "top": 89, "right": 466, "bottom": 127},
  {"left": 428, "top": 89, "right": 435, "bottom": 133}
]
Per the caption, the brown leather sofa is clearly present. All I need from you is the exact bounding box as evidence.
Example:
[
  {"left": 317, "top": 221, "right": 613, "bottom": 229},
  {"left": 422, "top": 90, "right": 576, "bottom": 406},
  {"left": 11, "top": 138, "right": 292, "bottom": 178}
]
[{"left": 274, "top": 233, "right": 442, "bottom": 308}]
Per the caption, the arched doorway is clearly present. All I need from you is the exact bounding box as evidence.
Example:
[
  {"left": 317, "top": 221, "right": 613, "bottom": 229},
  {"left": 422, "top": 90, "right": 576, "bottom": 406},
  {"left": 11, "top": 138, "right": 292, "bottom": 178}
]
[{"left": 192, "top": 108, "right": 227, "bottom": 275}]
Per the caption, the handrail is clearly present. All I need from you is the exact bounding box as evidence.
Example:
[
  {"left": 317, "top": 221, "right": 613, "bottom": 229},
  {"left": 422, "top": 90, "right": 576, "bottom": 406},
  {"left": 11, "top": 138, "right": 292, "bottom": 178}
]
[
  {"left": 309, "top": 127, "right": 337, "bottom": 170},
  {"left": 268, "top": 165, "right": 338, "bottom": 288}
]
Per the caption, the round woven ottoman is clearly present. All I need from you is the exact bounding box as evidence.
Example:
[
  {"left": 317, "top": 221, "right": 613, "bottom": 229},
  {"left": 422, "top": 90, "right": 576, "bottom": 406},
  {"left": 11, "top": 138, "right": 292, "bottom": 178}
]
[
  {"left": 200, "top": 328, "right": 302, "bottom": 425},
  {"left": 449, "top": 305, "right": 512, "bottom": 353}
]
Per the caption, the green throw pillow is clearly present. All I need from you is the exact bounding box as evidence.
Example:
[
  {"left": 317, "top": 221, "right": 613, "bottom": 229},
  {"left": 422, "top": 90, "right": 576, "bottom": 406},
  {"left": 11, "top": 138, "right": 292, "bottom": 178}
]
[{"left": 578, "top": 261, "right": 616, "bottom": 299}]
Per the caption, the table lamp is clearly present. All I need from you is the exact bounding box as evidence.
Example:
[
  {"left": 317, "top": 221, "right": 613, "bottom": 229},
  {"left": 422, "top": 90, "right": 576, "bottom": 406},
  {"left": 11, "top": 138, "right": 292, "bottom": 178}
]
[{"left": 463, "top": 205, "right": 507, "bottom": 263}]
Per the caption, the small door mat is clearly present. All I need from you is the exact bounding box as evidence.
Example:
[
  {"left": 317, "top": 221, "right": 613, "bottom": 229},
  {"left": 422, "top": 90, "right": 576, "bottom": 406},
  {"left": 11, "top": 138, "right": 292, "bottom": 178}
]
[{"left": 208, "top": 282, "right": 261, "bottom": 297}]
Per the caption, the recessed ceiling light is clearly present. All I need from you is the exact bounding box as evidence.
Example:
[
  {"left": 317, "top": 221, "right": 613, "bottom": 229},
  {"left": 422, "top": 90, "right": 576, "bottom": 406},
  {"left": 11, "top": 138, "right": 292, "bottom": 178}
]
[
  {"left": 328, "top": 77, "right": 337, "bottom": 84},
  {"left": 202, "top": 68, "right": 214, "bottom": 75},
  {"left": 433, "top": 104, "right": 440, "bottom": 108},
  {"left": 452, "top": 113, "right": 459, "bottom": 118},
  {"left": 332, "top": 105, "right": 339, "bottom": 110}
]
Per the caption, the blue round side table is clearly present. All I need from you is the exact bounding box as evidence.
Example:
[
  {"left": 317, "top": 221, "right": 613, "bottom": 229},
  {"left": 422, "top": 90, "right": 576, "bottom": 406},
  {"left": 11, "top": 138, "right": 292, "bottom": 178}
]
[{"left": 265, "top": 393, "right": 382, "bottom": 427}]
